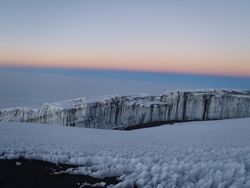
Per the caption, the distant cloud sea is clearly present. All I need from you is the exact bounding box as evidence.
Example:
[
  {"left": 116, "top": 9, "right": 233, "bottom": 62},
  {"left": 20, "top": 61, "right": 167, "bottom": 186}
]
[{"left": 0, "top": 66, "right": 249, "bottom": 109}]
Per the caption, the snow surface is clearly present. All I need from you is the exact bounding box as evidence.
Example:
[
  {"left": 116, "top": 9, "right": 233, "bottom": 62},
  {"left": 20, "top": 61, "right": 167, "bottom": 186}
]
[{"left": 1, "top": 118, "right": 250, "bottom": 187}]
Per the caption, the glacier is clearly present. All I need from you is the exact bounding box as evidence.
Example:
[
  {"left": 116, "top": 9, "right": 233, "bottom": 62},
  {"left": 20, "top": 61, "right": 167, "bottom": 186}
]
[{"left": 0, "top": 89, "right": 250, "bottom": 130}]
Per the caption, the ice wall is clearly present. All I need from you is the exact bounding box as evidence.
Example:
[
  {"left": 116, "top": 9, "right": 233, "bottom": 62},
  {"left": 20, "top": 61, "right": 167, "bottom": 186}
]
[{"left": 0, "top": 89, "right": 250, "bottom": 129}]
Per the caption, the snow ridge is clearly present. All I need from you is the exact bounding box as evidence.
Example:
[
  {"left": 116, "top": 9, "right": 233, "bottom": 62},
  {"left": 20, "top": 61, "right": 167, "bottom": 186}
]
[{"left": 0, "top": 89, "right": 250, "bottom": 129}]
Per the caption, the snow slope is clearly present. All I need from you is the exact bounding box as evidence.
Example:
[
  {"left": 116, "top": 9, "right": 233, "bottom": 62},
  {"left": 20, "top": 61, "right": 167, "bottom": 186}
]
[
  {"left": 1, "top": 89, "right": 250, "bottom": 130},
  {"left": 1, "top": 118, "right": 250, "bottom": 187}
]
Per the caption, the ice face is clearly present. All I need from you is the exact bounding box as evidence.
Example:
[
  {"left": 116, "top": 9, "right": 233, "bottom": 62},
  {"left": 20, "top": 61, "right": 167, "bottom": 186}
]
[{"left": 0, "top": 89, "right": 250, "bottom": 129}]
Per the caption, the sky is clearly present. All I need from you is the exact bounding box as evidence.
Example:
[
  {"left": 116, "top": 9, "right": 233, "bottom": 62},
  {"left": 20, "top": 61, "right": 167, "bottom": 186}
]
[{"left": 0, "top": 0, "right": 250, "bottom": 77}]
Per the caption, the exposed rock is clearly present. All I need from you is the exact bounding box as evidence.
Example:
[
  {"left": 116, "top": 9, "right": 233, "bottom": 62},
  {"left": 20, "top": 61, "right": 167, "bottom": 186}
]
[{"left": 0, "top": 89, "right": 250, "bottom": 129}]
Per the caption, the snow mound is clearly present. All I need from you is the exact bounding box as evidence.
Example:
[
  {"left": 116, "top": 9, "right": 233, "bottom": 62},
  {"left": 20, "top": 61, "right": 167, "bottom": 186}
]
[{"left": 1, "top": 118, "right": 250, "bottom": 187}]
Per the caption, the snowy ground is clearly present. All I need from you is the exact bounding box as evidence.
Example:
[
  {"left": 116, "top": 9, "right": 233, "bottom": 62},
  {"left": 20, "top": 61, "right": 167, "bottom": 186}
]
[{"left": 1, "top": 118, "right": 250, "bottom": 188}]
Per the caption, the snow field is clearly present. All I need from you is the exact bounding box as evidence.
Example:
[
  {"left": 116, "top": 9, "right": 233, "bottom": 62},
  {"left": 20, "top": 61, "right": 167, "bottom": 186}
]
[{"left": 1, "top": 118, "right": 250, "bottom": 187}]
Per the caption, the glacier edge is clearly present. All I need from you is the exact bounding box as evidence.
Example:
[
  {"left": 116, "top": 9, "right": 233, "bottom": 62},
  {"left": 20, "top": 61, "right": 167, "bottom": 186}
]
[{"left": 0, "top": 89, "right": 250, "bottom": 130}]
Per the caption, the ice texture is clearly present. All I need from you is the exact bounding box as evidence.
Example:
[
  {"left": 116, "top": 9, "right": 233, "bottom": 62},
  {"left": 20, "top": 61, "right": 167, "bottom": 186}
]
[
  {"left": 1, "top": 118, "right": 250, "bottom": 187},
  {"left": 0, "top": 89, "right": 250, "bottom": 129}
]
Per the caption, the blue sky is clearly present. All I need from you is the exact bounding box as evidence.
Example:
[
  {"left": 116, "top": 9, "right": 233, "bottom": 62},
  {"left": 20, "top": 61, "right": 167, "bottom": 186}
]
[
  {"left": 1, "top": 1, "right": 250, "bottom": 76},
  {"left": 0, "top": 1, "right": 249, "bottom": 109}
]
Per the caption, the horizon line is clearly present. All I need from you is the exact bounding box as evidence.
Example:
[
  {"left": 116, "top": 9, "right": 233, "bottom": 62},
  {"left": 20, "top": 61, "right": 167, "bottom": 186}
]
[{"left": 1, "top": 64, "right": 250, "bottom": 79}]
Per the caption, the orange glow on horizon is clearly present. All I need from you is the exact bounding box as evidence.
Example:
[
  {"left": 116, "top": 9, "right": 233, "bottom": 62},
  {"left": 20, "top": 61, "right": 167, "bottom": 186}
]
[
  {"left": 1, "top": 43, "right": 250, "bottom": 78},
  {"left": 1, "top": 57, "right": 250, "bottom": 78}
]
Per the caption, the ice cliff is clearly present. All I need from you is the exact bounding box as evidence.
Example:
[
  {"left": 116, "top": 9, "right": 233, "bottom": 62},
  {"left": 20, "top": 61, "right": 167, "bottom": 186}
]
[{"left": 0, "top": 89, "right": 250, "bottom": 130}]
